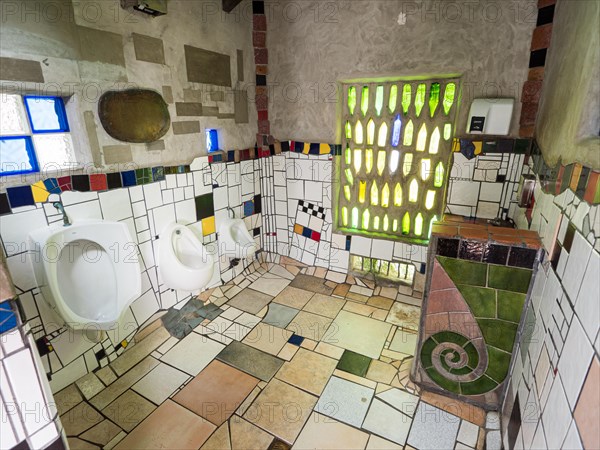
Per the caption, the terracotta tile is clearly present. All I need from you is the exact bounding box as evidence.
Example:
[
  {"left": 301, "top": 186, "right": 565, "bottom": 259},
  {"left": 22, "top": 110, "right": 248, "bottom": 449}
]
[
  {"left": 276, "top": 348, "right": 337, "bottom": 395},
  {"left": 115, "top": 400, "right": 216, "bottom": 450},
  {"left": 584, "top": 171, "right": 600, "bottom": 204},
  {"left": 424, "top": 313, "right": 450, "bottom": 337},
  {"left": 431, "top": 224, "right": 459, "bottom": 237},
  {"left": 528, "top": 67, "right": 545, "bottom": 81},
  {"left": 530, "top": 24, "right": 553, "bottom": 50},
  {"left": 427, "top": 289, "right": 470, "bottom": 314},
  {"left": 244, "top": 378, "right": 317, "bottom": 444},
  {"left": 459, "top": 227, "right": 489, "bottom": 241},
  {"left": 200, "top": 421, "right": 231, "bottom": 450},
  {"left": 173, "top": 360, "right": 259, "bottom": 426},
  {"left": 420, "top": 392, "right": 486, "bottom": 427},
  {"left": 448, "top": 312, "right": 481, "bottom": 340},
  {"left": 230, "top": 416, "right": 274, "bottom": 449},
  {"left": 574, "top": 357, "right": 600, "bottom": 450},
  {"left": 570, "top": 163, "right": 583, "bottom": 191},
  {"left": 430, "top": 260, "right": 457, "bottom": 292},
  {"left": 103, "top": 390, "right": 156, "bottom": 432}
]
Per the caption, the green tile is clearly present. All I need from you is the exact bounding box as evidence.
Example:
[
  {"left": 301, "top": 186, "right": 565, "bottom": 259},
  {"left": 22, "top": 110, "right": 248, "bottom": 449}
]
[
  {"left": 477, "top": 319, "right": 518, "bottom": 353},
  {"left": 488, "top": 265, "right": 532, "bottom": 294},
  {"left": 460, "top": 375, "right": 498, "bottom": 395},
  {"left": 485, "top": 345, "right": 512, "bottom": 383},
  {"left": 432, "top": 331, "right": 468, "bottom": 347},
  {"left": 497, "top": 290, "right": 526, "bottom": 323},
  {"left": 135, "top": 167, "right": 152, "bottom": 184},
  {"left": 195, "top": 193, "right": 214, "bottom": 221},
  {"left": 420, "top": 337, "right": 437, "bottom": 368},
  {"left": 337, "top": 350, "right": 371, "bottom": 377},
  {"left": 426, "top": 367, "right": 460, "bottom": 394},
  {"left": 437, "top": 256, "right": 487, "bottom": 287},
  {"left": 463, "top": 342, "right": 480, "bottom": 368},
  {"left": 457, "top": 285, "right": 497, "bottom": 318}
]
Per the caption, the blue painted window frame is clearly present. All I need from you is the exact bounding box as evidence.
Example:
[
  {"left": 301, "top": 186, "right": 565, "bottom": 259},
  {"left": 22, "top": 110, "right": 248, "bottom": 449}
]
[
  {"left": 23, "top": 95, "right": 70, "bottom": 133},
  {"left": 206, "top": 129, "right": 220, "bottom": 153},
  {"left": 0, "top": 136, "right": 39, "bottom": 176}
]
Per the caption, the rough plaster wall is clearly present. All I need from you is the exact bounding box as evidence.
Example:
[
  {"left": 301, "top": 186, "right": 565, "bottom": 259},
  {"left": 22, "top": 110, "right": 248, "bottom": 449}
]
[
  {"left": 536, "top": 0, "right": 600, "bottom": 169},
  {"left": 0, "top": 0, "right": 257, "bottom": 171},
  {"left": 268, "top": 0, "right": 536, "bottom": 143}
]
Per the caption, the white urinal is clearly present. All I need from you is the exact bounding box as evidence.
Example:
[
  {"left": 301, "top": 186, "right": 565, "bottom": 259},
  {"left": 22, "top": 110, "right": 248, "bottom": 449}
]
[
  {"left": 219, "top": 218, "right": 258, "bottom": 259},
  {"left": 29, "top": 220, "right": 142, "bottom": 330},
  {"left": 158, "top": 223, "right": 214, "bottom": 292}
]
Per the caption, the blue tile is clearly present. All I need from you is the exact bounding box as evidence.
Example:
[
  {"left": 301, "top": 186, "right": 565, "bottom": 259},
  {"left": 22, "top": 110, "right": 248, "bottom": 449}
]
[
  {"left": 152, "top": 166, "right": 165, "bottom": 182},
  {"left": 0, "top": 303, "right": 17, "bottom": 334},
  {"left": 288, "top": 334, "right": 304, "bottom": 346},
  {"left": 302, "top": 226, "right": 312, "bottom": 238},
  {"left": 121, "top": 170, "right": 137, "bottom": 187},
  {"left": 43, "top": 178, "right": 61, "bottom": 194},
  {"left": 308, "top": 143, "right": 320, "bottom": 155},
  {"left": 345, "top": 236, "right": 352, "bottom": 251},
  {"left": 243, "top": 200, "right": 254, "bottom": 217},
  {"left": 6, "top": 186, "right": 34, "bottom": 208}
]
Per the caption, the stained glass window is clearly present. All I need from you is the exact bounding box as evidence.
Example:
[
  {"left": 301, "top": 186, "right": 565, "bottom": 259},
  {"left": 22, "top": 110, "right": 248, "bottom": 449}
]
[{"left": 339, "top": 79, "right": 459, "bottom": 241}]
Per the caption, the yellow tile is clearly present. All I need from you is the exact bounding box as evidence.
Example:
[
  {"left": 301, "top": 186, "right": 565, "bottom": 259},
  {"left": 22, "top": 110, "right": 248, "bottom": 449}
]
[
  {"left": 121, "top": 340, "right": 128, "bottom": 348},
  {"left": 570, "top": 163, "right": 583, "bottom": 191},
  {"left": 473, "top": 141, "right": 482, "bottom": 155},
  {"left": 452, "top": 138, "right": 461, "bottom": 152},
  {"left": 319, "top": 143, "right": 331, "bottom": 154},
  {"left": 31, "top": 181, "right": 49, "bottom": 203},
  {"left": 294, "top": 223, "right": 303, "bottom": 235},
  {"left": 302, "top": 142, "right": 310, "bottom": 154},
  {"left": 202, "top": 216, "right": 216, "bottom": 236}
]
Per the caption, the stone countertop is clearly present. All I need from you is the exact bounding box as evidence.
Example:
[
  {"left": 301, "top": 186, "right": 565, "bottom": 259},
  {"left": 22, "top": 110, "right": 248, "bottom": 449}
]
[{"left": 0, "top": 262, "right": 16, "bottom": 303}]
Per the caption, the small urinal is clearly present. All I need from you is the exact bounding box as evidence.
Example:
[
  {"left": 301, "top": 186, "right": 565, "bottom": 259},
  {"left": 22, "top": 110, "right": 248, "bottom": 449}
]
[
  {"left": 158, "top": 223, "right": 214, "bottom": 292},
  {"left": 29, "top": 220, "right": 142, "bottom": 330},
  {"left": 219, "top": 218, "right": 258, "bottom": 259}
]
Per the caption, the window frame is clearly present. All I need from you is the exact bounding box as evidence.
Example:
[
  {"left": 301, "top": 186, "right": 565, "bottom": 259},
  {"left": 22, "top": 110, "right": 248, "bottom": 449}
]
[{"left": 333, "top": 77, "right": 460, "bottom": 244}]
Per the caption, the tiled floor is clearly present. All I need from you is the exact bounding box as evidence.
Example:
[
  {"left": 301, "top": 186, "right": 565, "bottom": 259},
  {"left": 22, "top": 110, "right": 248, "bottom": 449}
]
[{"left": 57, "top": 261, "right": 487, "bottom": 450}]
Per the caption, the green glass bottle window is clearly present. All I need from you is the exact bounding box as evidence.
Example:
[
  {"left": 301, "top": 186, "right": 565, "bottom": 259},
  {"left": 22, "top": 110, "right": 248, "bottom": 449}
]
[
  {"left": 375, "top": 85, "right": 384, "bottom": 116},
  {"left": 425, "top": 190, "right": 435, "bottom": 209},
  {"left": 355, "top": 121, "right": 363, "bottom": 144},
  {"left": 378, "top": 122, "right": 388, "bottom": 147},
  {"left": 373, "top": 216, "right": 380, "bottom": 230},
  {"left": 428, "top": 215, "right": 438, "bottom": 238},
  {"left": 403, "top": 153, "right": 413, "bottom": 176},
  {"left": 414, "top": 213, "right": 424, "bottom": 236},
  {"left": 358, "top": 180, "right": 367, "bottom": 203},
  {"left": 345, "top": 120, "right": 352, "bottom": 139},
  {"left": 403, "top": 119, "right": 414, "bottom": 146},
  {"left": 402, "top": 84, "right": 412, "bottom": 115},
  {"left": 361, "top": 86, "right": 369, "bottom": 116},
  {"left": 367, "top": 119, "right": 375, "bottom": 145},
  {"left": 416, "top": 123, "right": 427, "bottom": 152},
  {"left": 345, "top": 168, "right": 354, "bottom": 185},
  {"left": 409, "top": 178, "right": 419, "bottom": 202},
  {"left": 381, "top": 183, "right": 390, "bottom": 207},
  {"left": 392, "top": 219, "right": 398, "bottom": 232},
  {"left": 348, "top": 86, "right": 357, "bottom": 115},
  {"left": 362, "top": 209, "right": 370, "bottom": 229},
  {"left": 429, "top": 127, "right": 440, "bottom": 154},
  {"left": 389, "top": 150, "right": 400, "bottom": 173},
  {"left": 345, "top": 146, "right": 351, "bottom": 165},
  {"left": 428, "top": 82, "right": 440, "bottom": 117},
  {"left": 414, "top": 83, "right": 426, "bottom": 117},
  {"left": 354, "top": 149, "right": 362, "bottom": 173},
  {"left": 377, "top": 151, "right": 386, "bottom": 176},
  {"left": 351, "top": 207, "right": 359, "bottom": 228},
  {"left": 394, "top": 183, "right": 402, "bottom": 206},
  {"left": 434, "top": 162, "right": 445, "bottom": 187},
  {"left": 344, "top": 185, "right": 351, "bottom": 201},
  {"left": 443, "top": 83, "right": 456, "bottom": 115},
  {"left": 342, "top": 207, "right": 348, "bottom": 226},
  {"left": 365, "top": 149, "right": 373, "bottom": 174},
  {"left": 443, "top": 123, "right": 452, "bottom": 141},
  {"left": 402, "top": 212, "right": 410, "bottom": 235},
  {"left": 388, "top": 85, "right": 398, "bottom": 113},
  {"left": 370, "top": 181, "right": 379, "bottom": 206},
  {"left": 383, "top": 214, "right": 389, "bottom": 231}
]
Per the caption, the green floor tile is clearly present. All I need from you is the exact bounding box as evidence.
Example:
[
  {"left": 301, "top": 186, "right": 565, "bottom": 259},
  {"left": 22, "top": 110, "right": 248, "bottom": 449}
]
[
  {"left": 477, "top": 319, "right": 518, "bottom": 353},
  {"left": 460, "top": 375, "right": 499, "bottom": 395},
  {"left": 437, "top": 256, "right": 487, "bottom": 287},
  {"left": 488, "top": 265, "right": 532, "bottom": 294},
  {"left": 457, "top": 284, "right": 497, "bottom": 318},
  {"left": 463, "top": 342, "right": 480, "bottom": 368},
  {"left": 337, "top": 350, "right": 371, "bottom": 377},
  {"left": 486, "top": 345, "right": 512, "bottom": 383},
  {"left": 426, "top": 367, "right": 460, "bottom": 394},
  {"left": 497, "top": 290, "right": 526, "bottom": 323},
  {"left": 432, "top": 330, "right": 469, "bottom": 347},
  {"left": 420, "top": 337, "right": 438, "bottom": 369}
]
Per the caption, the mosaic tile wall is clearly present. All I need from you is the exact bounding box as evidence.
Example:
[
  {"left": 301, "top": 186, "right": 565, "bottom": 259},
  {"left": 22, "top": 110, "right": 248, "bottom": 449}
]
[
  {"left": 412, "top": 218, "right": 542, "bottom": 410},
  {"left": 499, "top": 156, "right": 600, "bottom": 449},
  {"left": 0, "top": 156, "right": 263, "bottom": 392}
]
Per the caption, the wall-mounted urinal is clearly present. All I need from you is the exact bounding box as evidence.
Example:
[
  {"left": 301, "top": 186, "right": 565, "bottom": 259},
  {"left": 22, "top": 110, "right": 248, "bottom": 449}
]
[
  {"left": 158, "top": 223, "right": 214, "bottom": 292},
  {"left": 219, "top": 217, "right": 258, "bottom": 259},
  {"left": 29, "top": 220, "right": 142, "bottom": 330}
]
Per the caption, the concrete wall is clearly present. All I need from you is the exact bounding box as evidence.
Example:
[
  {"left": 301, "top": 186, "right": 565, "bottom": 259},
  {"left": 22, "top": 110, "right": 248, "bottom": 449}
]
[
  {"left": 267, "top": 0, "right": 536, "bottom": 143},
  {"left": 0, "top": 0, "right": 257, "bottom": 178},
  {"left": 535, "top": 0, "right": 600, "bottom": 169}
]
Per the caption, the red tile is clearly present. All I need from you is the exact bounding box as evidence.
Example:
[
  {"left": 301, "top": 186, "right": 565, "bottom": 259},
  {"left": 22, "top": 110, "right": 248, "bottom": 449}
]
[
  {"left": 528, "top": 67, "right": 545, "bottom": 81},
  {"left": 427, "top": 289, "right": 470, "bottom": 315},
  {"left": 253, "top": 14, "right": 267, "bottom": 31},
  {"left": 574, "top": 357, "right": 600, "bottom": 450},
  {"left": 425, "top": 312, "right": 450, "bottom": 337},
  {"left": 520, "top": 102, "right": 539, "bottom": 126},
  {"left": 89, "top": 174, "right": 107, "bottom": 191},
  {"left": 254, "top": 48, "right": 268, "bottom": 65},
  {"left": 252, "top": 31, "right": 266, "bottom": 48},
  {"left": 257, "top": 110, "right": 268, "bottom": 121},
  {"left": 311, "top": 231, "right": 321, "bottom": 242},
  {"left": 522, "top": 80, "right": 543, "bottom": 104},
  {"left": 57, "top": 176, "right": 72, "bottom": 191},
  {"left": 530, "top": 24, "right": 553, "bottom": 50},
  {"left": 430, "top": 260, "right": 457, "bottom": 292},
  {"left": 258, "top": 120, "right": 270, "bottom": 134}
]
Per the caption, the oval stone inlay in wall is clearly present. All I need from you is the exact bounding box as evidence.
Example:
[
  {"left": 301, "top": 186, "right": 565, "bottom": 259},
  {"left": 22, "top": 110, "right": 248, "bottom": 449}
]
[{"left": 98, "top": 89, "right": 170, "bottom": 143}]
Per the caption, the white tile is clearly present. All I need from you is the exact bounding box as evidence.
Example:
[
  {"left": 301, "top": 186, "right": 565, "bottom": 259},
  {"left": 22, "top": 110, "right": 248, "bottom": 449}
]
[
  {"left": 67, "top": 200, "right": 102, "bottom": 221},
  {"left": 292, "top": 412, "right": 370, "bottom": 450},
  {"left": 457, "top": 420, "right": 479, "bottom": 447},
  {"left": 0, "top": 396, "right": 18, "bottom": 449},
  {"left": 449, "top": 180, "right": 479, "bottom": 206},
  {"left": 323, "top": 311, "right": 391, "bottom": 359},
  {"left": 162, "top": 189, "right": 174, "bottom": 204},
  {"left": 350, "top": 236, "right": 371, "bottom": 257},
  {"left": 132, "top": 201, "right": 146, "bottom": 218},
  {"left": 213, "top": 186, "right": 227, "bottom": 208},
  {"left": 152, "top": 204, "right": 176, "bottom": 237},
  {"left": 407, "top": 402, "right": 460, "bottom": 450},
  {"left": 562, "top": 419, "right": 584, "bottom": 450},
  {"left": 557, "top": 316, "right": 594, "bottom": 408},
  {"left": 99, "top": 189, "right": 133, "bottom": 221},
  {"left": 132, "top": 362, "right": 189, "bottom": 405},
  {"left": 305, "top": 181, "right": 323, "bottom": 203},
  {"left": 175, "top": 199, "right": 196, "bottom": 225},
  {"left": 376, "top": 388, "right": 419, "bottom": 417},
  {"left": 371, "top": 239, "right": 393, "bottom": 261},
  {"left": 562, "top": 232, "right": 593, "bottom": 302},
  {"left": 479, "top": 182, "right": 503, "bottom": 202},
  {"left": 6, "top": 253, "right": 38, "bottom": 291},
  {"left": 130, "top": 290, "right": 160, "bottom": 326},
  {"left": 173, "top": 187, "right": 184, "bottom": 203},
  {"left": 575, "top": 250, "right": 600, "bottom": 341},
  {"left": 0, "top": 209, "right": 47, "bottom": 256},
  {"left": 287, "top": 180, "right": 304, "bottom": 199},
  {"left": 61, "top": 190, "right": 98, "bottom": 205},
  {"left": 135, "top": 215, "right": 150, "bottom": 232},
  {"left": 541, "top": 375, "right": 571, "bottom": 450},
  {"left": 143, "top": 183, "right": 163, "bottom": 210},
  {"left": 363, "top": 398, "right": 412, "bottom": 446},
  {"left": 315, "top": 376, "right": 374, "bottom": 427},
  {"left": 160, "top": 332, "right": 225, "bottom": 376}
]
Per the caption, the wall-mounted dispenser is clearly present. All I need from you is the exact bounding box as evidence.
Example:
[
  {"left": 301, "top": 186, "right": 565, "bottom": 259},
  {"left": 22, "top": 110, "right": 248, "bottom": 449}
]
[{"left": 466, "top": 98, "right": 514, "bottom": 135}]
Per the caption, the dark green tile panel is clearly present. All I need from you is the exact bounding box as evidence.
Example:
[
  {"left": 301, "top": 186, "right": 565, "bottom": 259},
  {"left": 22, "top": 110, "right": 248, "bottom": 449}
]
[
  {"left": 486, "top": 345, "right": 512, "bottom": 383},
  {"left": 432, "top": 331, "right": 469, "bottom": 347},
  {"left": 195, "top": 193, "right": 214, "bottom": 221},
  {"left": 497, "top": 290, "right": 526, "bottom": 323},
  {"left": 463, "top": 342, "right": 480, "bottom": 368},
  {"left": 488, "top": 265, "right": 532, "bottom": 294},
  {"left": 460, "top": 375, "right": 498, "bottom": 395},
  {"left": 426, "top": 367, "right": 460, "bottom": 394},
  {"left": 337, "top": 350, "right": 371, "bottom": 377},
  {"left": 477, "top": 319, "right": 518, "bottom": 353},
  {"left": 420, "top": 337, "right": 437, "bottom": 368},
  {"left": 437, "top": 256, "right": 487, "bottom": 287},
  {"left": 457, "top": 285, "right": 497, "bottom": 318}
]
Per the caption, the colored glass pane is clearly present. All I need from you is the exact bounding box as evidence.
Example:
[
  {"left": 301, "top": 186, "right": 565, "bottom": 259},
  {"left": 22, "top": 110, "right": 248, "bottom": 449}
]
[
  {"left": 402, "top": 84, "right": 411, "bottom": 114},
  {"left": 344, "top": 185, "right": 351, "bottom": 201},
  {"left": 373, "top": 216, "right": 380, "bottom": 230},
  {"left": 381, "top": 183, "right": 390, "bottom": 207},
  {"left": 389, "top": 150, "right": 399, "bottom": 173},
  {"left": 377, "top": 151, "right": 386, "bottom": 175},
  {"left": 370, "top": 181, "right": 379, "bottom": 205},
  {"left": 394, "top": 183, "right": 402, "bottom": 206},
  {"left": 429, "top": 127, "right": 440, "bottom": 154},
  {"left": 383, "top": 214, "right": 389, "bottom": 231},
  {"left": 421, "top": 158, "right": 431, "bottom": 180},
  {"left": 414, "top": 83, "right": 426, "bottom": 117},
  {"left": 361, "top": 86, "right": 369, "bottom": 116},
  {"left": 378, "top": 122, "right": 388, "bottom": 147},
  {"left": 362, "top": 209, "right": 370, "bottom": 229},
  {"left": 345, "top": 120, "right": 352, "bottom": 139},
  {"left": 444, "top": 123, "right": 452, "bottom": 140},
  {"left": 358, "top": 180, "right": 367, "bottom": 203},
  {"left": 434, "top": 162, "right": 445, "bottom": 187},
  {"left": 429, "top": 82, "right": 440, "bottom": 117},
  {"left": 351, "top": 207, "right": 359, "bottom": 228},
  {"left": 342, "top": 207, "right": 348, "bottom": 226},
  {"left": 367, "top": 119, "right": 375, "bottom": 145},
  {"left": 355, "top": 120, "right": 363, "bottom": 144},
  {"left": 345, "top": 145, "right": 351, "bottom": 165},
  {"left": 416, "top": 123, "right": 427, "bottom": 152},
  {"left": 392, "top": 219, "right": 398, "bottom": 232},
  {"left": 403, "top": 153, "right": 413, "bottom": 176},
  {"left": 354, "top": 149, "right": 362, "bottom": 173},
  {"left": 403, "top": 120, "right": 414, "bottom": 146},
  {"left": 365, "top": 149, "right": 373, "bottom": 174},
  {"left": 345, "top": 168, "right": 354, "bottom": 185},
  {"left": 409, "top": 179, "right": 419, "bottom": 202},
  {"left": 389, "top": 85, "right": 398, "bottom": 113},
  {"left": 443, "top": 83, "right": 456, "bottom": 115},
  {"left": 402, "top": 212, "right": 410, "bottom": 234},
  {"left": 391, "top": 114, "right": 402, "bottom": 147},
  {"left": 429, "top": 215, "right": 438, "bottom": 238},
  {"left": 348, "top": 86, "right": 357, "bottom": 115},
  {"left": 415, "top": 213, "right": 423, "bottom": 236},
  {"left": 425, "top": 190, "right": 435, "bottom": 209},
  {"left": 375, "top": 85, "right": 384, "bottom": 116}
]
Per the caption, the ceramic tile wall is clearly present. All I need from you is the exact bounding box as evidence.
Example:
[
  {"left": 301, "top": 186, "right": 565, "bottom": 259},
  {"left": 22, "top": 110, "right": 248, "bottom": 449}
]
[
  {"left": 0, "top": 300, "right": 66, "bottom": 449},
  {"left": 0, "top": 156, "right": 263, "bottom": 392},
  {"left": 500, "top": 157, "right": 600, "bottom": 449}
]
